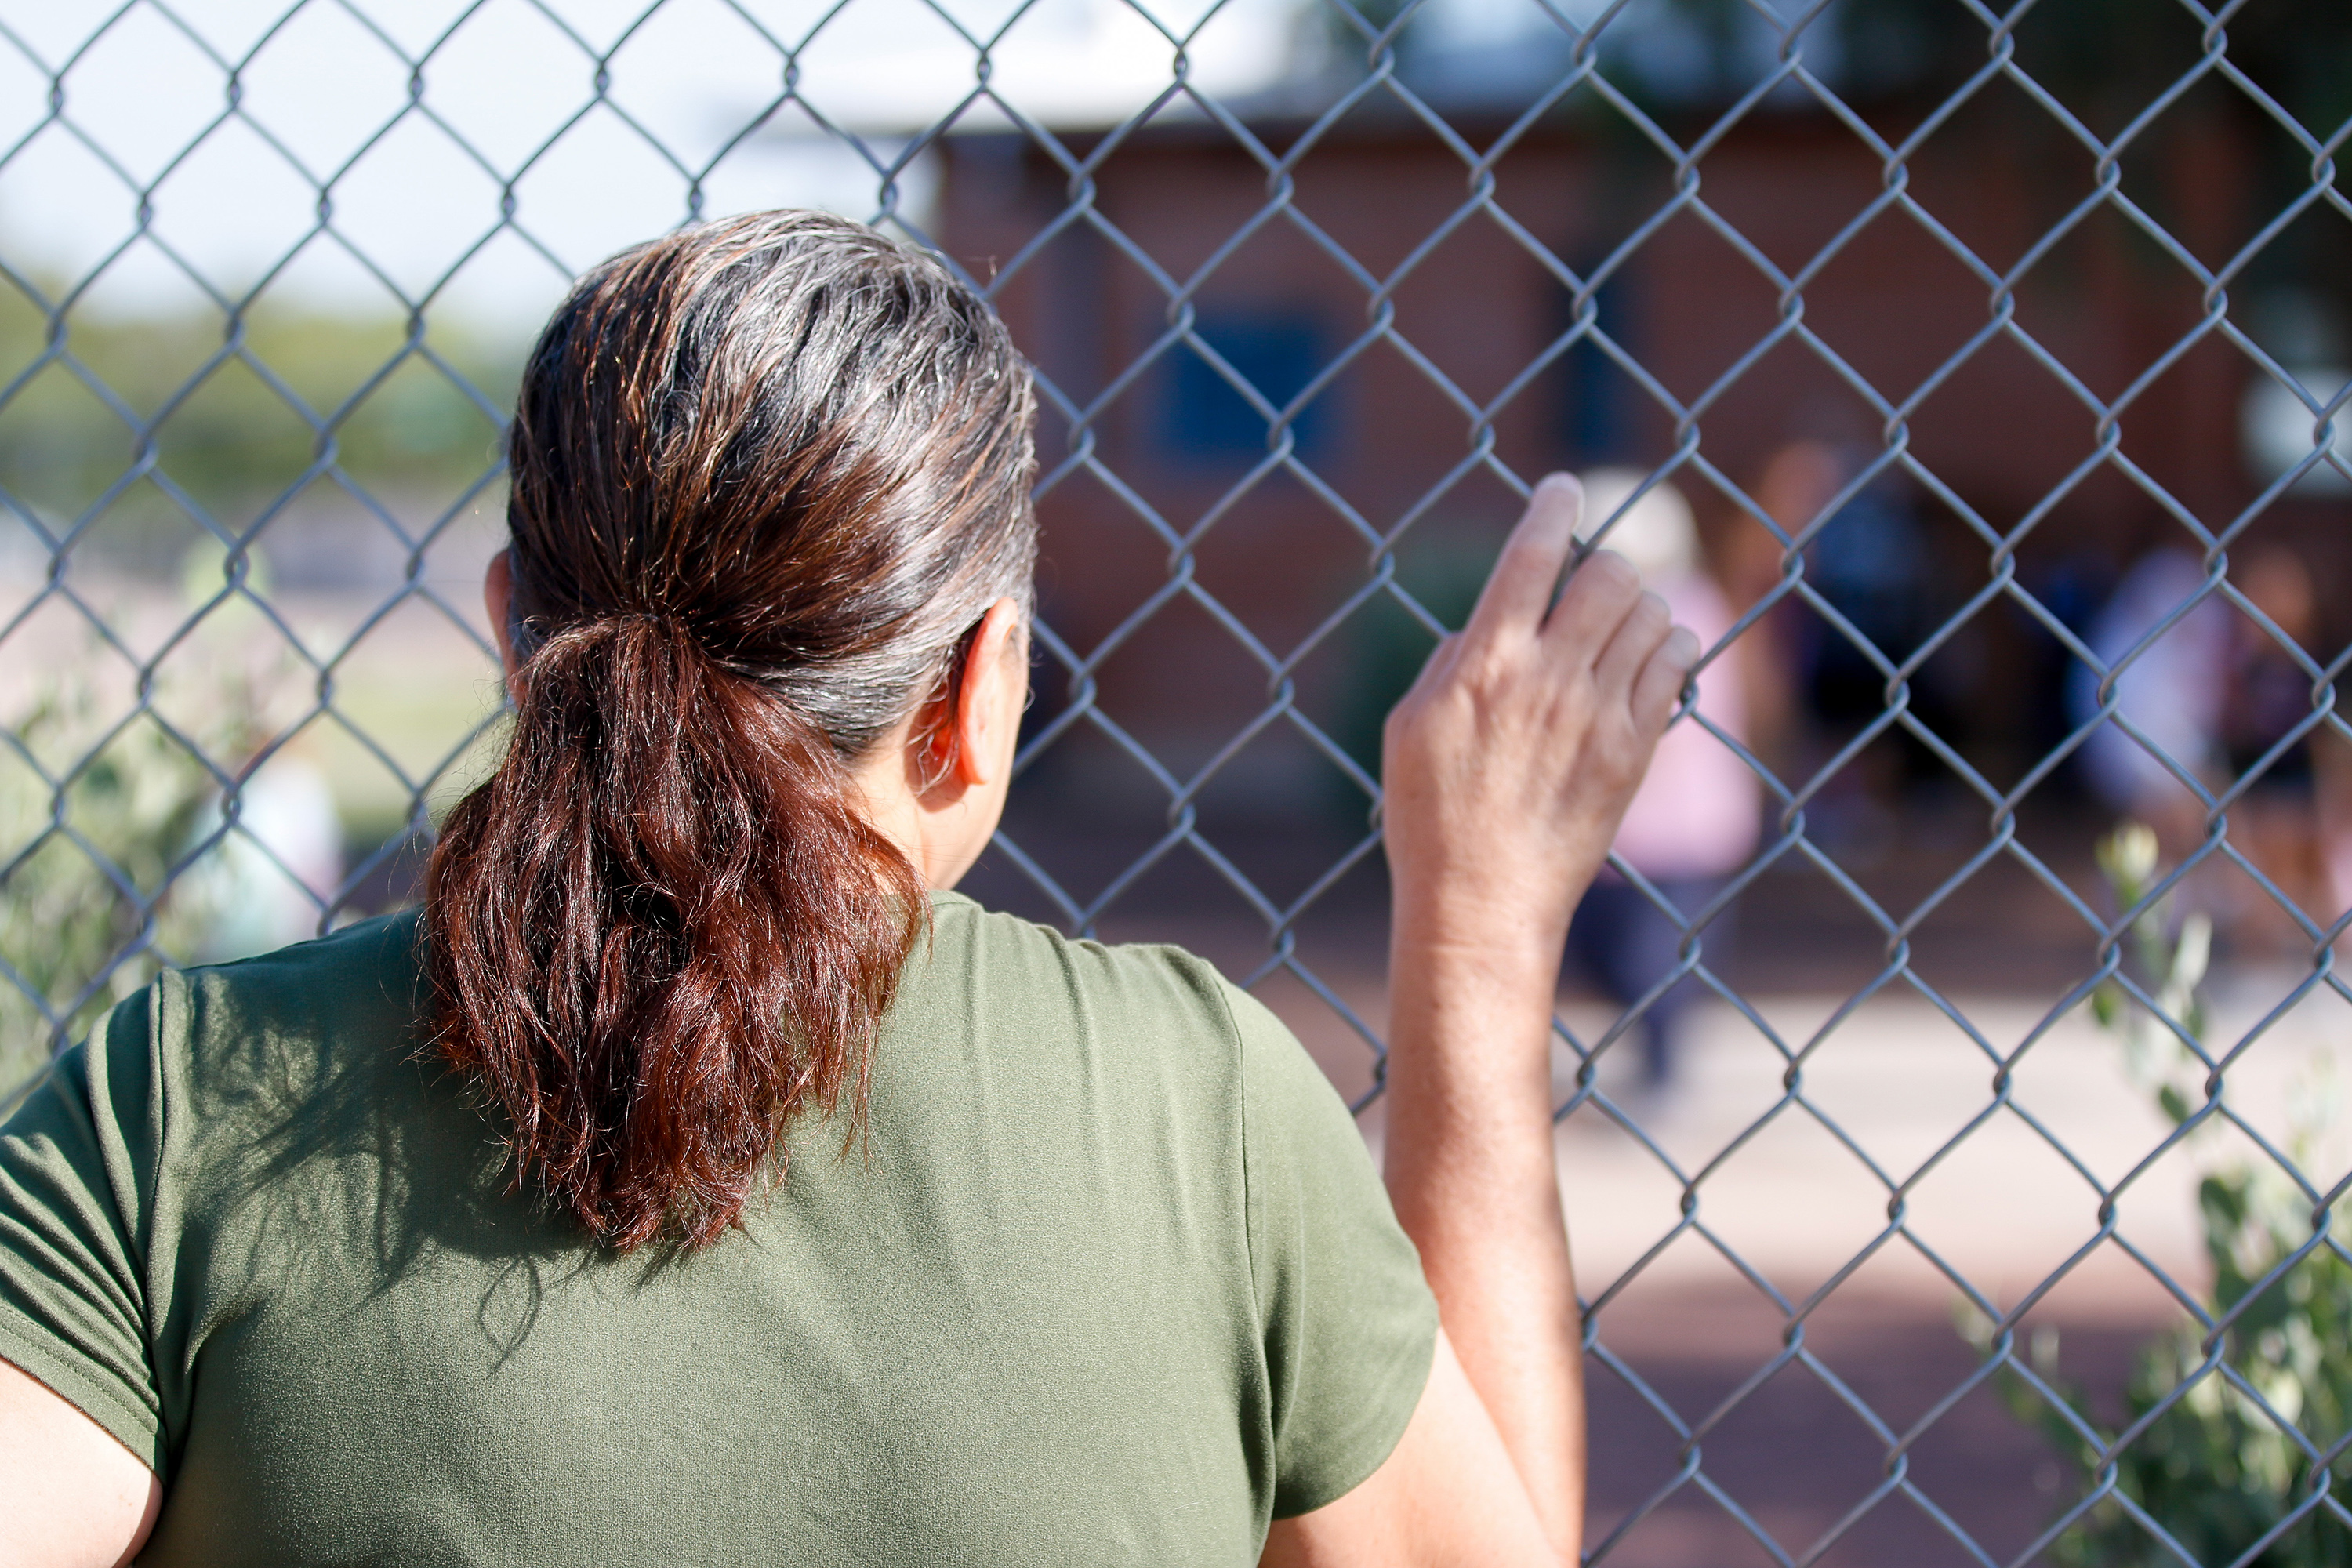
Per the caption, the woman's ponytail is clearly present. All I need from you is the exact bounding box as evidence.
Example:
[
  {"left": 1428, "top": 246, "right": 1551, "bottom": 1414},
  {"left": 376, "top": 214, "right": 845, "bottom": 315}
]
[
  {"left": 425, "top": 615, "right": 923, "bottom": 1250},
  {"left": 420, "top": 212, "right": 1036, "bottom": 1251}
]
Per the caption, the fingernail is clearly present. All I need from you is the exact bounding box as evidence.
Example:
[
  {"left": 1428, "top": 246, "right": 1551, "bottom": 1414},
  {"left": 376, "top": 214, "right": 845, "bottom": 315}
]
[{"left": 1537, "top": 471, "right": 1581, "bottom": 496}]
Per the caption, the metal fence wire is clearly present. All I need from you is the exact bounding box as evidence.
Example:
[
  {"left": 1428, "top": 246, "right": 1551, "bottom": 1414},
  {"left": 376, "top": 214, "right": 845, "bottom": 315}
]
[{"left": 7, "top": 0, "right": 2352, "bottom": 1563}]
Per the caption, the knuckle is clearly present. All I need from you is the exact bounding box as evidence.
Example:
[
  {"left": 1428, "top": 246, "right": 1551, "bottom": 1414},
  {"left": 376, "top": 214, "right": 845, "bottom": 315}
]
[
  {"left": 1385, "top": 693, "right": 1432, "bottom": 741},
  {"left": 1583, "top": 548, "right": 1640, "bottom": 597},
  {"left": 1457, "top": 641, "right": 1514, "bottom": 690},
  {"left": 1551, "top": 672, "right": 1598, "bottom": 727}
]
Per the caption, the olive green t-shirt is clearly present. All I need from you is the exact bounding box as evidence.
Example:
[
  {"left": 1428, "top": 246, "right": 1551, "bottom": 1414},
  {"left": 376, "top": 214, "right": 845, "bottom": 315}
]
[{"left": 0, "top": 895, "right": 1435, "bottom": 1564}]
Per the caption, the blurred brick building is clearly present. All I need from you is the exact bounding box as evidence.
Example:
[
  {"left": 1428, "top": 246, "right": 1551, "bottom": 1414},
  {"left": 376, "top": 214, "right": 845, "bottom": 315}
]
[{"left": 936, "top": 96, "right": 2347, "bottom": 827}]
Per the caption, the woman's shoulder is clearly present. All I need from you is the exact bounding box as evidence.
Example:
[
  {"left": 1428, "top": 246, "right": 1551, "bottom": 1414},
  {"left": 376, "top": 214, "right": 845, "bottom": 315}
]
[
  {"left": 909, "top": 893, "right": 1297, "bottom": 1117},
  {"left": 2, "top": 913, "right": 446, "bottom": 1290},
  {"left": 924, "top": 892, "right": 1239, "bottom": 1029},
  {"left": 160, "top": 910, "right": 428, "bottom": 1067},
  {"left": 76, "top": 912, "right": 440, "bottom": 1173},
  {"left": 174, "top": 906, "right": 424, "bottom": 1005}
]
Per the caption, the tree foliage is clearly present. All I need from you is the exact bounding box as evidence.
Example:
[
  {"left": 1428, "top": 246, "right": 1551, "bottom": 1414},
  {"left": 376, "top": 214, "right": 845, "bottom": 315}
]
[
  {"left": 0, "top": 281, "right": 518, "bottom": 575},
  {"left": 1970, "top": 826, "right": 2352, "bottom": 1568}
]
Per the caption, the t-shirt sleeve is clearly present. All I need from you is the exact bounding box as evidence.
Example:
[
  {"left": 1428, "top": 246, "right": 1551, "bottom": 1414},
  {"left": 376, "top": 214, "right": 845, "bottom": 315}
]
[
  {"left": 1223, "top": 979, "right": 1438, "bottom": 1519},
  {"left": 0, "top": 987, "right": 165, "bottom": 1471}
]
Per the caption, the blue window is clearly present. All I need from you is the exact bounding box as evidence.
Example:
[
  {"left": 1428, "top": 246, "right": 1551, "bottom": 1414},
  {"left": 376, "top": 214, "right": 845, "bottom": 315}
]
[{"left": 1160, "top": 309, "right": 1334, "bottom": 462}]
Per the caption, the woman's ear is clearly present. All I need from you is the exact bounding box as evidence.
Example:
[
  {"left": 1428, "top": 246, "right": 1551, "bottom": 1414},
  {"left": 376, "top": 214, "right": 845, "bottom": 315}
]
[
  {"left": 484, "top": 550, "right": 524, "bottom": 705},
  {"left": 951, "top": 597, "right": 1029, "bottom": 789}
]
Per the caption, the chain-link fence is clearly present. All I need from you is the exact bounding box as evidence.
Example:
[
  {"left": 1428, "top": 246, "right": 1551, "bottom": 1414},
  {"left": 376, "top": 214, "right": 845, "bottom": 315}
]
[{"left": 7, "top": 1, "right": 2352, "bottom": 1563}]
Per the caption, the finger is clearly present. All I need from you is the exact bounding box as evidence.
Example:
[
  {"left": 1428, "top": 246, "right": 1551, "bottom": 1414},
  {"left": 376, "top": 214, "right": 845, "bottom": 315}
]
[
  {"left": 1541, "top": 544, "right": 1644, "bottom": 666},
  {"left": 1461, "top": 474, "right": 1584, "bottom": 649},
  {"left": 1631, "top": 626, "right": 1702, "bottom": 736},
  {"left": 1593, "top": 590, "right": 1674, "bottom": 701}
]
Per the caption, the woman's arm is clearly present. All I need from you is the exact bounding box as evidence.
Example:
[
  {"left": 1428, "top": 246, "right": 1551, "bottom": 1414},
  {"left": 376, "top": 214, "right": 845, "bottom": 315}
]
[
  {"left": 1266, "top": 474, "right": 1695, "bottom": 1566},
  {"left": 0, "top": 1354, "right": 158, "bottom": 1567}
]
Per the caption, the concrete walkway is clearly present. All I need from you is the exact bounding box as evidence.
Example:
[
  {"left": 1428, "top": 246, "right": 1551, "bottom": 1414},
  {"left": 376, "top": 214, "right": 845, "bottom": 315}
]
[
  {"left": 1266, "top": 964, "right": 2352, "bottom": 1327},
  {"left": 1256, "top": 963, "right": 2352, "bottom": 1566}
]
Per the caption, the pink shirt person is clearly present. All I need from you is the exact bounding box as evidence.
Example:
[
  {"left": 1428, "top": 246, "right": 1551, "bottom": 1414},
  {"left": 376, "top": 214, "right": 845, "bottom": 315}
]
[{"left": 1579, "top": 470, "right": 1760, "bottom": 883}]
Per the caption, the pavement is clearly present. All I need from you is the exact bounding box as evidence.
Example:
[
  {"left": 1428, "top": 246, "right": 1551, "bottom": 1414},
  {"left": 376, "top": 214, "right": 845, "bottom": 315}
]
[
  {"left": 1243, "top": 954, "right": 2352, "bottom": 1319},
  {"left": 1250, "top": 952, "right": 2352, "bottom": 1567}
]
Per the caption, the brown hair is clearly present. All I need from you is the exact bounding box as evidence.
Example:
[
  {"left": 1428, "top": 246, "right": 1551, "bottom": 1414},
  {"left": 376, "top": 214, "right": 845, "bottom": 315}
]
[{"left": 421, "top": 211, "right": 1036, "bottom": 1252}]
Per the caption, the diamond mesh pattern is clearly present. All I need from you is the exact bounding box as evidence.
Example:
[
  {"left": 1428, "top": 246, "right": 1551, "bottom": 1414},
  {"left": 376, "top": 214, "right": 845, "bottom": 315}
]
[{"left": 6, "top": 1, "right": 2352, "bottom": 1563}]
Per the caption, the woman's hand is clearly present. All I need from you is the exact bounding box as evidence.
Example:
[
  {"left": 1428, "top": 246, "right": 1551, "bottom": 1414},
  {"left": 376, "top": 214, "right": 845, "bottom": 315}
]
[
  {"left": 1337, "top": 473, "right": 1697, "bottom": 1566},
  {"left": 1382, "top": 471, "right": 1698, "bottom": 963}
]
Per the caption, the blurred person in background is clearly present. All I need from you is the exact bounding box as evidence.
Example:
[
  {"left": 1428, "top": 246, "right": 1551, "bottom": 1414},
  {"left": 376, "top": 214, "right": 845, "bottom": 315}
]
[
  {"left": 2069, "top": 543, "right": 2351, "bottom": 954},
  {"left": 1751, "top": 438, "right": 1942, "bottom": 856},
  {"left": 159, "top": 552, "right": 347, "bottom": 964},
  {"left": 184, "top": 756, "right": 343, "bottom": 963},
  {"left": 1566, "top": 469, "right": 1759, "bottom": 1094},
  {"left": 2217, "top": 545, "right": 2343, "bottom": 949},
  {"left": 1719, "top": 444, "right": 1814, "bottom": 771},
  {"left": 2066, "top": 548, "right": 2230, "bottom": 857}
]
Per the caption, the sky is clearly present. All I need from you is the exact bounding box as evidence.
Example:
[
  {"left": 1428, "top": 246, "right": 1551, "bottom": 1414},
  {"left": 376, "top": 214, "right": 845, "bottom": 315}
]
[
  {"left": 0, "top": 0, "right": 1820, "bottom": 326},
  {"left": 0, "top": 0, "right": 1313, "bottom": 324}
]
